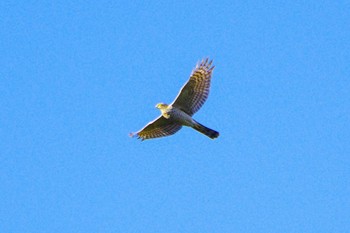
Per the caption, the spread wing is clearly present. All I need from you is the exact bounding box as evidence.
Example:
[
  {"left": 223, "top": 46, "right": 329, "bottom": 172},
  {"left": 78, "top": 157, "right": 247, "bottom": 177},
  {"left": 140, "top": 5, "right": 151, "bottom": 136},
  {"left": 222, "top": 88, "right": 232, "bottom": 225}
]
[
  {"left": 171, "top": 58, "right": 215, "bottom": 116},
  {"left": 130, "top": 116, "right": 182, "bottom": 140}
]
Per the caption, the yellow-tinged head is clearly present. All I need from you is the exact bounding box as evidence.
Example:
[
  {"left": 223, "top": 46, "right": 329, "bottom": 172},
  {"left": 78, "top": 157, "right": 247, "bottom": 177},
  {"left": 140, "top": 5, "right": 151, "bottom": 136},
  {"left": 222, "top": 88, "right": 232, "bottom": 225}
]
[{"left": 155, "top": 103, "right": 168, "bottom": 109}]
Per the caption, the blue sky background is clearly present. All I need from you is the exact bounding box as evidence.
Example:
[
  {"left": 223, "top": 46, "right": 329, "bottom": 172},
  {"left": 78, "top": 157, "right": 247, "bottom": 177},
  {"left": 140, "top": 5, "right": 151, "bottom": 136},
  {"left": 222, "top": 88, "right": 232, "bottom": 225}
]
[{"left": 1, "top": 1, "right": 349, "bottom": 232}]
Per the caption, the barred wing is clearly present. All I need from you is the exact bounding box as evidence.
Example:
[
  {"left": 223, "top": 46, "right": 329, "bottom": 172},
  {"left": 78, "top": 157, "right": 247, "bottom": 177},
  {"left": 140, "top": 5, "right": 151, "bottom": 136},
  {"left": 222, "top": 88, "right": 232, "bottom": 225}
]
[
  {"left": 130, "top": 116, "right": 182, "bottom": 140},
  {"left": 171, "top": 58, "right": 215, "bottom": 116}
]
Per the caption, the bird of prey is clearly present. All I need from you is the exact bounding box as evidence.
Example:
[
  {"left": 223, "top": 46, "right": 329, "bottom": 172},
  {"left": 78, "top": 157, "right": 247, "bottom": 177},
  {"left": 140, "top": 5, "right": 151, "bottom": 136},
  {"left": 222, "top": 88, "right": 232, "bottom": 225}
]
[{"left": 130, "top": 58, "right": 219, "bottom": 140}]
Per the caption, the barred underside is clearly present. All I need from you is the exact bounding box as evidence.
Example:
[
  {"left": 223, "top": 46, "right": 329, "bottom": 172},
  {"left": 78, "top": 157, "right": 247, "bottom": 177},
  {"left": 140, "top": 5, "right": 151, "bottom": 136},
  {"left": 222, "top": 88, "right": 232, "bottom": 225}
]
[
  {"left": 171, "top": 58, "right": 214, "bottom": 116},
  {"left": 168, "top": 107, "right": 194, "bottom": 127},
  {"left": 130, "top": 116, "right": 182, "bottom": 140}
]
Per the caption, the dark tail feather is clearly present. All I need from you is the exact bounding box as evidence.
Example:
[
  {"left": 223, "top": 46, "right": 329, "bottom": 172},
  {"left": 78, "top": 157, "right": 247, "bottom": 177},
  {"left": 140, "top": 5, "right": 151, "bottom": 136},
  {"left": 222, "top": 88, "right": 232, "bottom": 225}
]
[{"left": 193, "top": 121, "right": 219, "bottom": 139}]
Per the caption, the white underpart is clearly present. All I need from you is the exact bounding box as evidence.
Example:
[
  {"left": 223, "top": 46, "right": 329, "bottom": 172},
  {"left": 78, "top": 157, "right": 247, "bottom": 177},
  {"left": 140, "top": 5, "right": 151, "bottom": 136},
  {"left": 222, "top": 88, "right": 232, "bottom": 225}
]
[{"left": 162, "top": 105, "right": 195, "bottom": 127}]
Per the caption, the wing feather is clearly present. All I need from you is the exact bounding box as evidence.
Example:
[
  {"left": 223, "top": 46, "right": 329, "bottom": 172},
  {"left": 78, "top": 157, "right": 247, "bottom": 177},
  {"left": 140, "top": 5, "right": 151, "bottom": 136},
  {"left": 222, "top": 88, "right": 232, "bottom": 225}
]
[
  {"left": 171, "top": 58, "right": 215, "bottom": 116},
  {"left": 130, "top": 116, "right": 182, "bottom": 140}
]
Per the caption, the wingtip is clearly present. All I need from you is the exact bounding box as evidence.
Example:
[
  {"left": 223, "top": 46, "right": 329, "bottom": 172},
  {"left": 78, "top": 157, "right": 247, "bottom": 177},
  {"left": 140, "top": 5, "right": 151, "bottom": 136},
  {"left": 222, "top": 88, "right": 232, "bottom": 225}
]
[
  {"left": 209, "top": 65, "right": 215, "bottom": 72},
  {"left": 130, "top": 132, "right": 147, "bottom": 141},
  {"left": 199, "top": 57, "right": 213, "bottom": 67}
]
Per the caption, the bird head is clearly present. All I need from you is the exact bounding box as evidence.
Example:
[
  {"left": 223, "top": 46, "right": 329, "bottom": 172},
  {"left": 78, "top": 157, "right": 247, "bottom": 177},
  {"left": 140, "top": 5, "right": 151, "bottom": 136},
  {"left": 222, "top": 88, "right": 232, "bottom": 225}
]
[{"left": 155, "top": 103, "right": 168, "bottom": 109}]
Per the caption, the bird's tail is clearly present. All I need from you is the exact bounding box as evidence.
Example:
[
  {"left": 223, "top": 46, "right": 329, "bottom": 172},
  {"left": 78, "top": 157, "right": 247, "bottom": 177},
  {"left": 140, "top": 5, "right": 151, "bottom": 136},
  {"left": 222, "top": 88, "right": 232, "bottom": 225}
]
[{"left": 193, "top": 121, "right": 219, "bottom": 139}]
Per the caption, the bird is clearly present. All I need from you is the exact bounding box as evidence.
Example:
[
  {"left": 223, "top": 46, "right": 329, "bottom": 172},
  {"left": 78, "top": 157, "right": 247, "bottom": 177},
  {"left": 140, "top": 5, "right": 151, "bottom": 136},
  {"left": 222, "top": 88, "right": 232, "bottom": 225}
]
[{"left": 130, "top": 58, "right": 219, "bottom": 140}]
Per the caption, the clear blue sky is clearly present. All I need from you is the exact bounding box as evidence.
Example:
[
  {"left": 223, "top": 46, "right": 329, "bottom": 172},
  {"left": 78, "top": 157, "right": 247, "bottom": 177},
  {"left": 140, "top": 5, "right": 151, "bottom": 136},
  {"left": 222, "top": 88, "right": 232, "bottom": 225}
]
[{"left": 1, "top": 1, "right": 349, "bottom": 232}]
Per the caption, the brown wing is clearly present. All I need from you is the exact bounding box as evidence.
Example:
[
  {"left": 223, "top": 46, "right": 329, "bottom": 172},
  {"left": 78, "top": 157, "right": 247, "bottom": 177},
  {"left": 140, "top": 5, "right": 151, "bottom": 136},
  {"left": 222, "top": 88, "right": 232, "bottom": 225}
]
[
  {"left": 130, "top": 116, "right": 182, "bottom": 140},
  {"left": 171, "top": 58, "right": 215, "bottom": 116}
]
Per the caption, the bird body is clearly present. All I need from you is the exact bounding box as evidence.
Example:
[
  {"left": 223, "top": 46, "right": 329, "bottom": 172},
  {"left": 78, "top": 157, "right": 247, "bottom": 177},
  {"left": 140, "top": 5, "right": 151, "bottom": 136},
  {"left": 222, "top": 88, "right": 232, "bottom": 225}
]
[
  {"left": 156, "top": 103, "right": 194, "bottom": 127},
  {"left": 155, "top": 103, "right": 219, "bottom": 139},
  {"left": 130, "top": 58, "right": 219, "bottom": 140}
]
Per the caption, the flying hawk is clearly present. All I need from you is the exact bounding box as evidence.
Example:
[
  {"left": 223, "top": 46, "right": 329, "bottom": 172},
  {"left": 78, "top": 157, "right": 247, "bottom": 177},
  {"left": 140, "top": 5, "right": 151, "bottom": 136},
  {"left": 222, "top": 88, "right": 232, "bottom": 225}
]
[{"left": 130, "top": 58, "right": 219, "bottom": 140}]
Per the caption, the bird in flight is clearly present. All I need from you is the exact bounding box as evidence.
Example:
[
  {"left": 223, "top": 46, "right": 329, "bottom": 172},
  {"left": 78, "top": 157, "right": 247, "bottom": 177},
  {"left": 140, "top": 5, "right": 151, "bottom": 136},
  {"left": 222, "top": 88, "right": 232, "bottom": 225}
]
[{"left": 130, "top": 58, "right": 219, "bottom": 140}]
